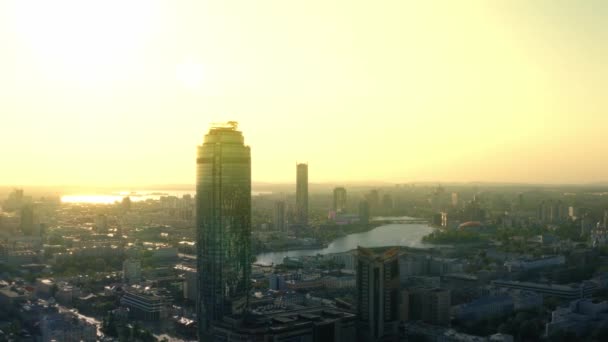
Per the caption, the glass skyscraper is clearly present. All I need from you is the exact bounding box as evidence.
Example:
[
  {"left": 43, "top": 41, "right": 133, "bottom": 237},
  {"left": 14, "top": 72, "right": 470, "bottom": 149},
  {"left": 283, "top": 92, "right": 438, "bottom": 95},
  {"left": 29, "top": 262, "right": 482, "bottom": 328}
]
[
  {"left": 296, "top": 163, "right": 308, "bottom": 225},
  {"left": 196, "top": 122, "right": 251, "bottom": 339}
]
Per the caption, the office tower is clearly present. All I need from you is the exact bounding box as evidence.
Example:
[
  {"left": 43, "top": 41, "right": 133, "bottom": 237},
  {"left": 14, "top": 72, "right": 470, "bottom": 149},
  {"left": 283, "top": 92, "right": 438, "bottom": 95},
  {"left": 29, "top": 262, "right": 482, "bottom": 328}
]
[
  {"left": 517, "top": 193, "right": 524, "bottom": 208},
  {"left": 555, "top": 200, "right": 566, "bottom": 221},
  {"left": 296, "top": 163, "right": 308, "bottom": 225},
  {"left": 538, "top": 201, "right": 549, "bottom": 223},
  {"left": 382, "top": 194, "right": 393, "bottom": 212},
  {"left": 359, "top": 201, "right": 370, "bottom": 225},
  {"left": 568, "top": 206, "right": 576, "bottom": 219},
  {"left": 333, "top": 187, "right": 347, "bottom": 213},
  {"left": 421, "top": 288, "right": 451, "bottom": 326},
  {"left": 356, "top": 247, "right": 400, "bottom": 342},
  {"left": 183, "top": 267, "right": 198, "bottom": 302},
  {"left": 366, "top": 190, "right": 380, "bottom": 214},
  {"left": 122, "top": 258, "right": 142, "bottom": 284},
  {"left": 20, "top": 204, "right": 35, "bottom": 236},
  {"left": 196, "top": 122, "right": 251, "bottom": 338},
  {"left": 121, "top": 196, "right": 132, "bottom": 211},
  {"left": 274, "top": 201, "right": 286, "bottom": 231},
  {"left": 451, "top": 192, "right": 459, "bottom": 207}
]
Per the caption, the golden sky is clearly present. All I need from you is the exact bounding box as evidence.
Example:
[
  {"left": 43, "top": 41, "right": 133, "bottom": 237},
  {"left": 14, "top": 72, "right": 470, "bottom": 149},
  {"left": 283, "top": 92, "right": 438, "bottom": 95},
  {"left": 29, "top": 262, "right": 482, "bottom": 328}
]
[{"left": 0, "top": 0, "right": 606, "bottom": 186}]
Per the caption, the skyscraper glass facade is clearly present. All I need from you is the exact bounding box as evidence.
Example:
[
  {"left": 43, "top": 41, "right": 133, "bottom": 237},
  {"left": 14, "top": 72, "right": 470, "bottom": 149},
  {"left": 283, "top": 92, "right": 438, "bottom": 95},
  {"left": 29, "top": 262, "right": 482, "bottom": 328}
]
[{"left": 196, "top": 122, "right": 251, "bottom": 338}]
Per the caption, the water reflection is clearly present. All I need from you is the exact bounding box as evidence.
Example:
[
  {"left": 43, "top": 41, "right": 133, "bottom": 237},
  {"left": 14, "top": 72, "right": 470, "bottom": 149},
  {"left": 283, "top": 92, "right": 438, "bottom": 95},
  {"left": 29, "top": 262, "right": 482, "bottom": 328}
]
[{"left": 255, "top": 222, "right": 434, "bottom": 265}]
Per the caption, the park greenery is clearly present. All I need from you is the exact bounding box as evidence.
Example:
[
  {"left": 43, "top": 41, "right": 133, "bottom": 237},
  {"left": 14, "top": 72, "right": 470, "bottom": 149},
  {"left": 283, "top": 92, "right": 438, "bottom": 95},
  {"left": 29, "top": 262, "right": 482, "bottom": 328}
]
[
  {"left": 101, "top": 312, "right": 157, "bottom": 342},
  {"left": 422, "top": 229, "right": 487, "bottom": 244}
]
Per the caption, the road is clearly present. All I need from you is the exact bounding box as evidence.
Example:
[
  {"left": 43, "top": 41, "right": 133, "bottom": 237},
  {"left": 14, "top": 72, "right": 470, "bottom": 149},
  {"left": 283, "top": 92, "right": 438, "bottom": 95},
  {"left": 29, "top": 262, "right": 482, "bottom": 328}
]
[{"left": 57, "top": 305, "right": 103, "bottom": 337}]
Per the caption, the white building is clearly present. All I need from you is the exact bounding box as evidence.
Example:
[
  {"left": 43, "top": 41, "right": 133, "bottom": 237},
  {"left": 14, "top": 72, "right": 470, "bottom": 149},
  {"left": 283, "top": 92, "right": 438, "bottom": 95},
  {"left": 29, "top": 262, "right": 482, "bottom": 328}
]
[{"left": 41, "top": 312, "right": 97, "bottom": 342}]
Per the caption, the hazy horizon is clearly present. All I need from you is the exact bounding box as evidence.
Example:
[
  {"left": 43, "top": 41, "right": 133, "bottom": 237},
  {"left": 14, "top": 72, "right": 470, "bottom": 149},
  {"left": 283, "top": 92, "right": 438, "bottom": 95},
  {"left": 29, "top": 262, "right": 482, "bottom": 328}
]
[
  {"left": 1, "top": 0, "right": 607, "bottom": 186},
  {"left": 4, "top": 179, "right": 608, "bottom": 192}
]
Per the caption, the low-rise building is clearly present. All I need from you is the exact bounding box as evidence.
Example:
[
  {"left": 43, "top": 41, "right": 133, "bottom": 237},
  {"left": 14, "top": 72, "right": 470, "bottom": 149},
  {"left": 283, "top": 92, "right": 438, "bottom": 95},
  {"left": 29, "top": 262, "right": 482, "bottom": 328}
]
[
  {"left": 545, "top": 299, "right": 608, "bottom": 337},
  {"left": 41, "top": 312, "right": 97, "bottom": 342},
  {"left": 35, "top": 279, "right": 55, "bottom": 299},
  {"left": 504, "top": 255, "right": 565, "bottom": 272},
  {"left": 269, "top": 273, "right": 287, "bottom": 291},
  {"left": 454, "top": 295, "right": 514, "bottom": 322},
  {"left": 211, "top": 305, "right": 356, "bottom": 342},
  {"left": 120, "top": 287, "right": 169, "bottom": 321},
  {"left": 492, "top": 280, "right": 597, "bottom": 300},
  {"left": 403, "top": 321, "right": 487, "bottom": 342},
  {"left": 0, "top": 287, "right": 27, "bottom": 306},
  {"left": 322, "top": 275, "right": 356, "bottom": 289},
  {"left": 55, "top": 283, "right": 81, "bottom": 305},
  {"left": 182, "top": 267, "right": 198, "bottom": 301}
]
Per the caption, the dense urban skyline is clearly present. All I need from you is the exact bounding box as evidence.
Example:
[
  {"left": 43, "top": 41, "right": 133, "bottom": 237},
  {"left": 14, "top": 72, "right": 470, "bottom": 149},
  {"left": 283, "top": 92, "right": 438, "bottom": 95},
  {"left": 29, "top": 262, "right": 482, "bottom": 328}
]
[{"left": 1, "top": 0, "right": 607, "bottom": 186}]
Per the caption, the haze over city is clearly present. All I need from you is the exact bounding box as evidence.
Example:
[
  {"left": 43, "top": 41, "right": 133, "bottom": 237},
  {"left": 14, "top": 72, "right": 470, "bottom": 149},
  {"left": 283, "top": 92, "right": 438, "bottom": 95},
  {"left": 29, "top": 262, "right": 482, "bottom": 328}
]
[
  {"left": 1, "top": 0, "right": 607, "bottom": 187},
  {"left": 5, "top": 1, "right": 608, "bottom": 342}
]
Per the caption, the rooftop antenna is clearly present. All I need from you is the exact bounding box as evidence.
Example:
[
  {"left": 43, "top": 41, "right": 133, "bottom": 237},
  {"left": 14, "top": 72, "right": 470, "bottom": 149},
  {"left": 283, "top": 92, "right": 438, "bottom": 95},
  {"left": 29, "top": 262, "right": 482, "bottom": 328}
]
[{"left": 210, "top": 121, "right": 239, "bottom": 130}]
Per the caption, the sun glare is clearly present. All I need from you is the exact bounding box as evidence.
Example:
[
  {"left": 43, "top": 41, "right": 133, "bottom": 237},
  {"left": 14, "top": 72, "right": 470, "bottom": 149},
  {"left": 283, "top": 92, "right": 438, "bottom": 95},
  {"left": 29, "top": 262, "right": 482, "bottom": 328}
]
[
  {"left": 10, "top": 0, "right": 159, "bottom": 85},
  {"left": 60, "top": 195, "right": 125, "bottom": 205},
  {"left": 176, "top": 59, "right": 205, "bottom": 89}
]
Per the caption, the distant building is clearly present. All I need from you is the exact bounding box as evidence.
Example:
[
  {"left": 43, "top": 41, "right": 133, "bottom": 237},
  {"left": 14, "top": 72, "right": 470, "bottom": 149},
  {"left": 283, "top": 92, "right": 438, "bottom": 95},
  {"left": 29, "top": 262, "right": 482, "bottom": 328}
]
[
  {"left": 322, "top": 251, "right": 356, "bottom": 271},
  {"left": 366, "top": 190, "right": 380, "bottom": 214},
  {"left": 152, "top": 247, "right": 178, "bottom": 262},
  {"left": 504, "top": 255, "right": 565, "bottom": 272},
  {"left": 121, "top": 196, "right": 131, "bottom": 211},
  {"left": 274, "top": 201, "right": 286, "bottom": 231},
  {"left": 455, "top": 295, "right": 514, "bottom": 322},
  {"left": 41, "top": 312, "right": 97, "bottom": 342},
  {"left": 333, "top": 187, "right": 347, "bottom": 213},
  {"left": 120, "top": 288, "right": 169, "bottom": 321},
  {"left": 568, "top": 206, "right": 576, "bottom": 219},
  {"left": 421, "top": 288, "right": 451, "bottom": 326},
  {"left": 36, "top": 278, "right": 55, "bottom": 299},
  {"left": 122, "top": 258, "right": 142, "bottom": 284},
  {"left": 452, "top": 192, "right": 459, "bottom": 207},
  {"left": 55, "top": 283, "right": 81, "bottom": 305},
  {"left": 182, "top": 267, "right": 198, "bottom": 301},
  {"left": 323, "top": 275, "right": 356, "bottom": 289},
  {"left": 268, "top": 273, "right": 287, "bottom": 291},
  {"left": 382, "top": 194, "right": 393, "bottom": 212},
  {"left": 94, "top": 214, "right": 108, "bottom": 233},
  {"left": 359, "top": 201, "right": 370, "bottom": 225},
  {"left": 20, "top": 204, "right": 36, "bottom": 236},
  {"left": 441, "top": 212, "right": 449, "bottom": 228},
  {"left": 492, "top": 279, "right": 597, "bottom": 300},
  {"left": 403, "top": 321, "right": 488, "bottom": 342},
  {"left": 546, "top": 298, "right": 608, "bottom": 337},
  {"left": 211, "top": 305, "right": 356, "bottom": 342},
  {"left": 356, "top": 246, "right": 400, "bottom": 341},
  {"left": 0, "top": 287, "right": 27, "bottom": 306},
  {"left": 296, "top": 163, "right": 309, "bottom": 225}
]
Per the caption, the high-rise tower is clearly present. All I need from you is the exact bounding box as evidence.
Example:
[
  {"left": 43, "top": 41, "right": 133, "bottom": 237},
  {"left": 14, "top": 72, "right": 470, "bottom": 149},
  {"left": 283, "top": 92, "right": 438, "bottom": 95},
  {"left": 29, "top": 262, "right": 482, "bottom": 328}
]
[
  {"left": 274, "top": 201, "right": 286, "bottom": 231},
  {"left": 356, "top": 246, "right": 400, "bottom": 341},
  {"left": 296, "top": 163, "right": 308, "bottom": 225},
  {"left": 196, "top": 121, "right": 251, "bottom": 339},
  {"left": 333, "top": 187, "right": 347, "bottom": 213}
]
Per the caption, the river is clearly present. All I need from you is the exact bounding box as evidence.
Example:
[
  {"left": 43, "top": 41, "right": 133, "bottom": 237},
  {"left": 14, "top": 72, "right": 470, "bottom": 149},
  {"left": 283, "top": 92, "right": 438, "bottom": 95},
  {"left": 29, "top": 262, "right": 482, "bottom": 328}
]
[{"left": 255, "top": 219, "right": 434, "bottom": 265}]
